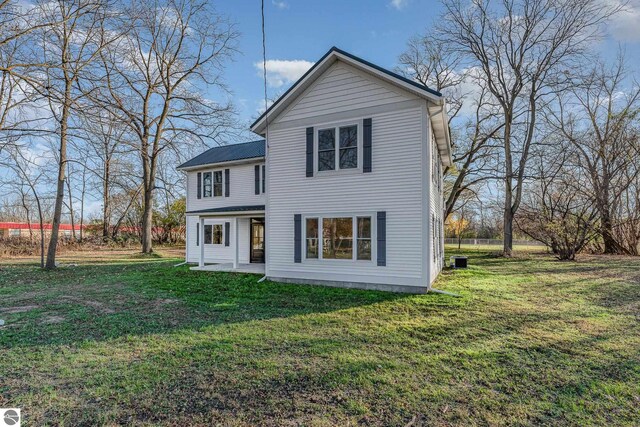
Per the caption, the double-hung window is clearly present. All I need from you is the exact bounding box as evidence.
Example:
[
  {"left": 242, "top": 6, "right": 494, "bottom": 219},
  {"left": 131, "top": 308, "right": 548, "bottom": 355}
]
[
  {"left": 203, "top": 224, "right": 223, "bottom": 245},
  {"left": 305, "top": 215, "right": 372, "bottom": 261},
  {"left": 202, "top": 171, "right": 223, "bottom": 198},
  {"left": 317, "top": 124, "right": 358, "bottom": 172}
]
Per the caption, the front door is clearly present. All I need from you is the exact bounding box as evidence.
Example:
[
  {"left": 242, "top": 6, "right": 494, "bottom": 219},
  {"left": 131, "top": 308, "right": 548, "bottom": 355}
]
[{"left": 250, "top": 218, "right": 265, "bottom": 263}]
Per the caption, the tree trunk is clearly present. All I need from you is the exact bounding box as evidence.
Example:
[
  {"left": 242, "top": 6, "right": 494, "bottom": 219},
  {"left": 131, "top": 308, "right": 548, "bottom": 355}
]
[
  {"left": 502, "top": 117, "right": 514, "bottom": 257},
  {"left": 141, "top": 154, "right": 154, "bottom": 253},
  {"left": 141, "top": 188, "right": 153, "bottom": 253},
  {"left": 65, "top": 170, "right": 76, "bottom": 240},
  {"left": 45, "top": 86, "right": 71, "bottom": 269},
  {"left": 102, "top": 159, "right": 110, "bottom": 239},
  {"left": 503, "top": 206, "right": 514, "bottom": 257}
]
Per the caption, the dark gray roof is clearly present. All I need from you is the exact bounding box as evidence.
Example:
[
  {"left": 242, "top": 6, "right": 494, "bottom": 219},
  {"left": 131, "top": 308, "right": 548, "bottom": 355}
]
[
  {"left": 187, "top": 205, "right": 265, "bottom": 214},
  {"left": 178, "top": 140, "right": 265, "bottom": 169}
]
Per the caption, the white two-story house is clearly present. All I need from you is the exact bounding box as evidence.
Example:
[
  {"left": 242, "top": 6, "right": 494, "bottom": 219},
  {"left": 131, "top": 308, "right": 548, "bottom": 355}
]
[{"left": 178, "top": 47, "right": 451, "bottom": 293}]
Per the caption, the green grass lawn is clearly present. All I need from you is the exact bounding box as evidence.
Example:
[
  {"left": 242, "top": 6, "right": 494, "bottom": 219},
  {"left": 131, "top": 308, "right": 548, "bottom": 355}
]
[{"left": 0, "top": 249, "right": 638, "bottom": 426}]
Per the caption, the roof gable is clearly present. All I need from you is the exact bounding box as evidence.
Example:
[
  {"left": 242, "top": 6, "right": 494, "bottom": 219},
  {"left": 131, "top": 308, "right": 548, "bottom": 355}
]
[
  {"left": 277, "top": 60, "right": 416, "bottom": 123},
  {"left": 250, "top": 47, "right": 443, "bottom": 135}
]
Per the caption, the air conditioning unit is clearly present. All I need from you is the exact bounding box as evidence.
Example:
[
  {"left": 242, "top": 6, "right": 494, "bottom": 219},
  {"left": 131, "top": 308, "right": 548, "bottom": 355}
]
[{"left": 450, "top": 256, "right": 468, "bottom": 269}]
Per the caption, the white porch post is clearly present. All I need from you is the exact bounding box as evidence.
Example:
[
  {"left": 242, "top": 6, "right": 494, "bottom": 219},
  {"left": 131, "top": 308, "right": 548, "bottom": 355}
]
[
  {"left": 199, "top": 216, "right": 205, "bottom": 267},
  {"left": 233, "top": 217, "right": 239, "bottom": 269}
]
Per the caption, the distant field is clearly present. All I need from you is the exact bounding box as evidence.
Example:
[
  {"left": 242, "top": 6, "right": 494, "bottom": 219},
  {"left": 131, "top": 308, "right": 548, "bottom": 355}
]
[{"left": 445, "top": 243, "right": 548, "bottom": 253}]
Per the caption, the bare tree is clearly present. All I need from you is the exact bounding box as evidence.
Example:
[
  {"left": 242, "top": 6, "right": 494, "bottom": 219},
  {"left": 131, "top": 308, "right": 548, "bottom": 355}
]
[
  {"left": 398, "top": 35, "right": 503, "bottom": 220},
  {"left": 546, "top": 54, "right": 640, "bottom": 254},
  {"left": 30, "top": 0, "right": 114, "bottom": 268},
  {"left": 1, "top": 148, "right": 48, "bottom": 266},
  {"left": 97, "top": 0, "right": 239, "bottom": 253},
  {"left": 440, "top": 0, "right": 619, "bottom": 256}
]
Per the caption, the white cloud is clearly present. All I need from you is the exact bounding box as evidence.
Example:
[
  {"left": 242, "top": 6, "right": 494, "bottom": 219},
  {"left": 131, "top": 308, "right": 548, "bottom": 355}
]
[
  {"left": 254, "top": 59, "right": 314, "bottom": 88},
  {"left": 389, "top": 0, "right": 409, "bottom": 10},
  {"left": 607, "top": 0, "right": 640, "bottom": 42},
  {"left": 272, "top": 0, "right": 289, "bottom": 9}
]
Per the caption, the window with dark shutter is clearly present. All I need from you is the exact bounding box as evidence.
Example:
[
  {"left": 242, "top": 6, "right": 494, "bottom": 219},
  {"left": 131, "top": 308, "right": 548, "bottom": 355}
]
[
  {"left": 225, "top": 168, "right": 230, "bottom": 197},
  {"left": 255, "top": 165, "right": 260, "bottom": 195},
  {"left": 294, "top": 214, "right": 302, "bottom": 263},
  {"left": 196, "top": 223, "right": 199, "bottom": 246},
  {"left": 197, "top": 172, "right": 202, "bottom": 199},
  {"left": 225, "top": 222, "right": 230, "bottom": 246},
  {"left": 363, "top": 118, "right": 372, "bottom": 173},
  {"left": 262, "top": 164, "right": 266, "bottom": 193},
  {"left": 377, "top": 211, "right": 386, "bottom": 266},
  {"left": 306, "top": 127, "right": 314, "bottom": 177}
]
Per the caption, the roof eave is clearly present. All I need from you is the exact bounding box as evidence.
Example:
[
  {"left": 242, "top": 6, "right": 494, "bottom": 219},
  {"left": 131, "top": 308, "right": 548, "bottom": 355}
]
[{"left": 176, "top": 155, "right": 266, "bottom": 172}]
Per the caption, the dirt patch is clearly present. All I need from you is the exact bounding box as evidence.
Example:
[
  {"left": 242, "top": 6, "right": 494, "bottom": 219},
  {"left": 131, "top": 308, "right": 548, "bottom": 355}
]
[
  {"left": 41, "top": 315, "right": 65, "bottom": 324},
  {"left": 0, "top": 305, "right": 40, "bottom": 314},
  {"left": 58, "top": 296, "right": 116, "bottom": 314}
]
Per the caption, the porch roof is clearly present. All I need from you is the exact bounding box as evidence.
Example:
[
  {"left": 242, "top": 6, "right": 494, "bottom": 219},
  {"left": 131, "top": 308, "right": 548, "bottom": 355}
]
[{"left": 186, "top": 205, "right": 265, "bottom": 215}]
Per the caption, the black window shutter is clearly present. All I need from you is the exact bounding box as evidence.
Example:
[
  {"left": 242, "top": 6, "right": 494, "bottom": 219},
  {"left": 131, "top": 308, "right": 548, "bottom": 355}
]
[
  {"left": 294, "top": 214, "right": 301, "bottom": 263},
  {"left": 377, "top": 211, "right": 386, "bottom": 266},
  {"left": 363, "top": 118, "right": 372, "bottom": 173},
  {"left": 196, "top": 222, "right": 199, "bottom": 246},
  {"left": 224, "top": 168, "right": 230, "bottom": 197},
  {"left": 306, "top": 127, "right": 314, "bottom": 177},
  {"left": 197, "top": 172, "right": 202, "bottom": 199},
  {"left": 224, "top": 222, "right": 230, "bottom": 246},
  {"left": 254, "top": 165, "right": 260, "bottom": 194},
  {"left": 262, "top": 164, "right": 266, "bottom": 193}
]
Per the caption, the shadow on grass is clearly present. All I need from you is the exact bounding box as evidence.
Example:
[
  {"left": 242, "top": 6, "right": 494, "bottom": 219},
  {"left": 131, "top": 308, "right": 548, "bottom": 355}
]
[{"left": 0, "top": 260, "right": 418, "bottom": 349}]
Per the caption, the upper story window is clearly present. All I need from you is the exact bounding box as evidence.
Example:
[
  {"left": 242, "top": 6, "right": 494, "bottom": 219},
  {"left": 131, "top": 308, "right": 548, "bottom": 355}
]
[
  {"left": 317, "top": 124, "right": 358, "bottom": 172},
  {"left": 201, "top": 170, "right": 224, "bottom": 198}
]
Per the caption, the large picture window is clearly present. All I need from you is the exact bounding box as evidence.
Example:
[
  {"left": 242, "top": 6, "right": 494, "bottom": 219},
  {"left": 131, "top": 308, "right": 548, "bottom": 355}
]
[
  {"left": 317, "top": 124, "right": 358, "bottom": 172},
  {"left": 305, "top": 215, "right": 373, "bottom": 261},
  {"left": 322, "top": 217, "right": 353, "bottom": 259}
]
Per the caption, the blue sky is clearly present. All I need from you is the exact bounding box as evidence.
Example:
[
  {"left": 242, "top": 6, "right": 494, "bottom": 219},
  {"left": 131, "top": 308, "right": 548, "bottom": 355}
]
[
  {"left": 214, "top": 0, "right": 640, "bottom": 137},
  {"left": 215, "top": 0, "right": 454, "bottom": 127}
]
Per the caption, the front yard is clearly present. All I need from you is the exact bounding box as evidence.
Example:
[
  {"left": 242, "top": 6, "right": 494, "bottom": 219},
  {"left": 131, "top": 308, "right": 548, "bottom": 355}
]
[{"left": 0, "top": 248, "right": 638, "bottom": 425}]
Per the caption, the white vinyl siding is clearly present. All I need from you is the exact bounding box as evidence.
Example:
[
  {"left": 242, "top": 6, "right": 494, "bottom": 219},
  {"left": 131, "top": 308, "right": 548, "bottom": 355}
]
[
  {"left": 186, "top": 216, "right": 251, "bottom": 264},
  {"left": 186, "top": 162, "right": 266, "bottom": 212},
  {"left": 429, "top": 130, "right": 445, "bottom": 282},
  {"left": 266, "top": 105, "right": 427, "bottom": 287},
  {"left": 279, "top": 61, "right": 414, "bottom": 123}
]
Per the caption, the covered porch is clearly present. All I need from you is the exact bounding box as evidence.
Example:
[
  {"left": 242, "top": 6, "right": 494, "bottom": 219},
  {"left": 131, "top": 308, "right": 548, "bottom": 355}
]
[{"left": 187, "top": 205, "right": 265, "bottom": 271}]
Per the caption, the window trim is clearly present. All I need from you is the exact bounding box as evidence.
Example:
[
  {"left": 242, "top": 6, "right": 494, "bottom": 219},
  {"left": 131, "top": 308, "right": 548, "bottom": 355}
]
[
  {"left": 203, "top": 222, "right": 224, "bottom": 245},
  {"left": 201, "top": 169, "right": 225, "bottom": 198},
  {"left": 302, "top": 213, "right": 376, "bottom": 263},
  {"left": 314, "top": 120, "right": 362, "bottom": 174}
]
